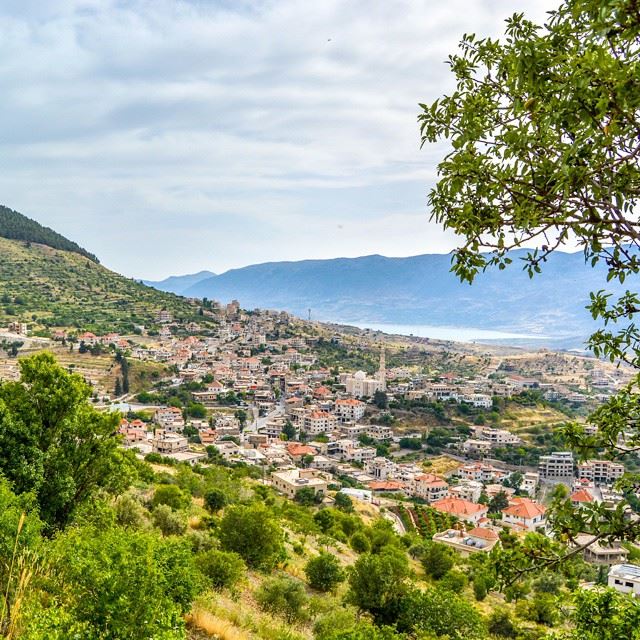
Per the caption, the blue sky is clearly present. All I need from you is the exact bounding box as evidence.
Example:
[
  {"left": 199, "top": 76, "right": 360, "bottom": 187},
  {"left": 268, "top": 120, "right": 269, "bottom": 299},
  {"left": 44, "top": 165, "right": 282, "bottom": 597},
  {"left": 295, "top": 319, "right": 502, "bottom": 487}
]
[{"left": 0, "top": 0, "right": 555, "bottom": 279}]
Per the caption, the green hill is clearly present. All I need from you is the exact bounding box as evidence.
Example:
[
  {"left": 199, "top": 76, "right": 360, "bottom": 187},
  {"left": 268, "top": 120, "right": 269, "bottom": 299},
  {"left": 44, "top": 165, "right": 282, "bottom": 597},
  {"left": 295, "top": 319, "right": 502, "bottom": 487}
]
[
  {"left": 0, "top": 236, "right": 207, "bottom": 334},
  {"left": 0, "top": 205, "right": 99, "bottom": 262}
]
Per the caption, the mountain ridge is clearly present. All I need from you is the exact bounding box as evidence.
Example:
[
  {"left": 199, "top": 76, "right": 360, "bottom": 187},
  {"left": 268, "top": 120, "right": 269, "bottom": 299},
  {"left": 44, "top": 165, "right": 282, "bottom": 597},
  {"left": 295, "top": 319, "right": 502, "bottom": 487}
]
[{"left": 145, "top": 251, "right": 633, "bottom": 339}]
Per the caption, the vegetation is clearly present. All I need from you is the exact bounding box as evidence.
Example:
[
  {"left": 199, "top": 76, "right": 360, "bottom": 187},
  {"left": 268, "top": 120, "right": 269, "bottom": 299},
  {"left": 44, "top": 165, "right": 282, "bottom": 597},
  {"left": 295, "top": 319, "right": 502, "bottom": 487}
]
[
  {"left": 0, "top": 204, "right": 98, "bottom": 262},
  {"left": 421, "top": 0, "right": 640, "bottom": 563}
]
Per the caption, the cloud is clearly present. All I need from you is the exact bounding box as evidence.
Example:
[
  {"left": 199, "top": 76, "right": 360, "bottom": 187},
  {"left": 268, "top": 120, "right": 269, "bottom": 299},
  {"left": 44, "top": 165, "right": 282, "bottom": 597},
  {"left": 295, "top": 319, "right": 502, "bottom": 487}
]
[{"left": 0, "top": 0, "right": 556, "bottom": 278}]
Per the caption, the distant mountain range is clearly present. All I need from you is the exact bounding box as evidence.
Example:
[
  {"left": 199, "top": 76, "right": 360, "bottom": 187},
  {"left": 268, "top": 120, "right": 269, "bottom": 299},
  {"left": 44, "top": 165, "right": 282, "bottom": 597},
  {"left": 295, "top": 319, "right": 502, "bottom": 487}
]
[{"left": 145, "top": 251, "right": 635, "bottom": 342}]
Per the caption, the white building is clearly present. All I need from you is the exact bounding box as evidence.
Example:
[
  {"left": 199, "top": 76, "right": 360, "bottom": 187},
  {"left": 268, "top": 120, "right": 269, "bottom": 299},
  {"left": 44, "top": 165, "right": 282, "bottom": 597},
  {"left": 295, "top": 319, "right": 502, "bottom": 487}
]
[
  {"left": 501, "top": 498, "right": 546, "bottom": 532},
  {"left": 578, "top": 460, "right": 625, "bottom": 484},
  {"left": 334, "top": 399, "right": 366, "bottom": 423},
  {"left": 344, "top": 371, "right": 383, "bottom": 398},
  {"left": 608, "top": 564, "right": 640, "bottom": 596},
  {"left": 303, "top": 410, "right": 338, "bottom": 436},
  {"left": 412, "top": 473, "right": 449, "bottom": 502},
  {"left": 539, "top": 451, "right": 574, "bottom": 481},
  {"left": 271, "top": 469, "right": 328, "bottom": 500}
]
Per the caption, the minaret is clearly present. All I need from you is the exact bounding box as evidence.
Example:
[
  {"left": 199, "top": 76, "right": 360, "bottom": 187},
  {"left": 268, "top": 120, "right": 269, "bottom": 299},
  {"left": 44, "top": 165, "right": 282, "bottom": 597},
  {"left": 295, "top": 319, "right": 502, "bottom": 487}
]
[{"left": 378, "top": 346, "right": 386, "bottom": 391}]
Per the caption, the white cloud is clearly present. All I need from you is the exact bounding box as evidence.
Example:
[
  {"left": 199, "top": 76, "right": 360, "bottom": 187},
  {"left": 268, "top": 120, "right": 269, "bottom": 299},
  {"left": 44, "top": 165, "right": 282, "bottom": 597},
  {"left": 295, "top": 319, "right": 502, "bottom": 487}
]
[{"left": 0, "top": 0, "right": 557, "bottom": 278}]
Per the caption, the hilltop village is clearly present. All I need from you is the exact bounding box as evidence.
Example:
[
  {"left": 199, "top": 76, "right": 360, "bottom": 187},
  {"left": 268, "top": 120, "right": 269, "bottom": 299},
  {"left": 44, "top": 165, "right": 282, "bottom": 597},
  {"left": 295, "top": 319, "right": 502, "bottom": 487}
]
[{"left": 2, "top": 298, "right": 637, "bottom": 593}]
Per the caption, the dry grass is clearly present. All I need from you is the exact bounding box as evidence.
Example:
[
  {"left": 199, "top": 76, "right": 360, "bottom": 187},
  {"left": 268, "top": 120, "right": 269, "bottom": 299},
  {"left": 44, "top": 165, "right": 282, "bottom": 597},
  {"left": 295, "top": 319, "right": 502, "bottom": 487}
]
[{"left": 188, "top": 607, "right": 249, "bottom": 640}]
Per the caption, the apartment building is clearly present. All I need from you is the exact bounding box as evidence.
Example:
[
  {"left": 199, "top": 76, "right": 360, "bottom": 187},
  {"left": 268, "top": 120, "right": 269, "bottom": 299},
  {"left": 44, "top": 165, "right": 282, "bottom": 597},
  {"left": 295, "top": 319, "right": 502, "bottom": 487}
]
[
  {"left": 578, "top": 460, "right": 625, "bottom": 484},
  {"left": 271, "top": 469, "right": 328, "bottom": 500},
  {"left": 538, "top": 451, "right": 574, "bottom": 480},
  {"left": 303, "top": 410, "right": 337, "bottom": 436},
  {"left": 334, "top": 398, "right": 366, "bottom": 423}
]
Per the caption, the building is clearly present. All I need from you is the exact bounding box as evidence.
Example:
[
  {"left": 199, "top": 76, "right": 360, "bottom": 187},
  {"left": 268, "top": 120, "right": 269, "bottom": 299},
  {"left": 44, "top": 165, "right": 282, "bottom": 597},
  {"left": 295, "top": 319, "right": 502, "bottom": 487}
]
[
  {"left": 538, "top": 451, "right": 574, "bottom": 481},
  {"left": 521, "top": 472, "right": 539, "bottom": 497},
  {"left": 271, "top": 469, "right": 328, "bottom": 500},
  {"left": 303, "top": 410, "right": 337, "bottom": 436},
  {"left": 152, "top": 431, "right": 188, "bottom": 454},
  {"left": 608, "top": 564, "right": 640, "bottom": 596},
  {"left": 433, "top": 527, "right": 499, "bottom": 556},
  {"left": 461, "top": 439, "right": 493, "bottom": 456},
  {"left": 474, "top": 426, "right": 521, "bottom": 446},
  {"left": 574, "top": 534, "right": 629, "bottom": 566},
  {"left": 431, "top": 497, "right": 488, "bottom": 525},
  {"left": 449, "top": 480, "right": 483, "bottom": 503},
  {"left": 501, "top": 497, "right": 546, "bottom": 532},
  {"left": 334, "top": 399, "right": 366, "bottom": 423},
  {"left": 412, "top": 473, "right": 449, "bottom": 502},
  {"left": 578, "top": 460, "right": 625, "bottom": 484},
  {"left": 344, "top": 371, "right": 384, "bottom": 398}
]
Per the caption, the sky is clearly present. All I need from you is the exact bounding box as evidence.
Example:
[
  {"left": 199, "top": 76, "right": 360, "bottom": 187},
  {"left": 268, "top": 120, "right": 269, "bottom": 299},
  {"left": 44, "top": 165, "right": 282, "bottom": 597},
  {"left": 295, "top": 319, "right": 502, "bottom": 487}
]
[{"left": 0, "top": 0, "right": 557, "bottom": 280}]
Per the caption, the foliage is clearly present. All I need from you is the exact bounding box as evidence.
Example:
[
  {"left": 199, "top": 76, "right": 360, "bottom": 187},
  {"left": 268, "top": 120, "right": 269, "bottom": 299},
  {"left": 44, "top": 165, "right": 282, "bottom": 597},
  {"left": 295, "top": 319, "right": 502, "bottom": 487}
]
[
  {"left": 218, "top": 504, "right": 284, "bottom": 570},
  {"left": 420, "top": 0, "right": 640, "bottom": 559},
  {"left": 204, "top": 488, "right": 227, "bottom": 513},
  {"left": 198, "top": 549, "right": 246, "bottom": 591},
  {"left": 152, "top": 485, "right": 191, "bottom": 511},
  {"left": 421, "top": 541, "right": 455, "bottom": 579},
  {"left": 346, "top": 548, "right": 410, "bottom": 624},
  {"left": 255, "top": 575, "right": 308, "bottom": 623},
  {"left": 0, "top": 353, "right": 135, "bottom": 530},
  {"left": 304, "top": 552, "right": 345, "bottom": 592},
  {"left": 152, "top": 505, "right": 188, "bottom": 537}
]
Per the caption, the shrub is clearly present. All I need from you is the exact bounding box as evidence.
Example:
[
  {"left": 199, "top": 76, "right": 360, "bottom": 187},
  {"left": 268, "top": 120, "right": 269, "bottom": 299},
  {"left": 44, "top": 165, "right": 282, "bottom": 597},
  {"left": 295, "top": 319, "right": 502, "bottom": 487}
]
[
  {"left": 204, "top": 488, "right": 227, "bottom": 513},
  {"left": 305, "top": 552, "right": 345, "bottom": 592},
  {"left": 152, "top": 504, "right": 187, "bottom": 536},
  {"left": 198, "top": 549, "right": 246, "bottom": 590},
  {"left": 152, "top": 485, "right": 190, "bottom": 511},
  {"left": 256, "top": 575, "right": 308, "bottom": 623}
]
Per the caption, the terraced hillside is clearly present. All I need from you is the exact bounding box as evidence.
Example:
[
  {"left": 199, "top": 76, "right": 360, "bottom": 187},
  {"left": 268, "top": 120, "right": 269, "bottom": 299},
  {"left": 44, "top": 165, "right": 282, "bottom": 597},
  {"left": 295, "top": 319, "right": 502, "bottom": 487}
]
[{"left": 0, "top": 237, "right": 208, "bottom": 333}]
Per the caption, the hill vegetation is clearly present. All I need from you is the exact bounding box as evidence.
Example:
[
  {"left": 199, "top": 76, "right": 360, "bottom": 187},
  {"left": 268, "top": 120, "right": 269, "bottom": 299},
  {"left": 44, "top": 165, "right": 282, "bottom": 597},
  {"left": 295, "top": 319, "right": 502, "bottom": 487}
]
[
  {"left": 0, "top": 236, "right": 207, "bottom": 334},
  {"left": 0, "top": 205, "right": 98, "bottom": 262}
]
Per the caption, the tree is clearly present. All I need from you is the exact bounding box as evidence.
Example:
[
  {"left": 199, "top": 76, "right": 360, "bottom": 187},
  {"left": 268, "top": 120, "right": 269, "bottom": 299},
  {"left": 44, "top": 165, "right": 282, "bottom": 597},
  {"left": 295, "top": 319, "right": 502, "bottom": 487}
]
[
  {"left": 487, "top": 608, "right": 518, "bottom": 638},
  {"left": 295, "top": 487, "right": 322, "bottom": 506},
  {"left": 346, "top": 548, "right": 409, "bottom": 624},
  {"left": 334, "top": 492, "right": 354, "bottom": 513},
  {"left": 26, "top": 525, "right": 198, "bottom": 639},
  {"left": 282, "top": 420, "right": 297, "bottom": 441},
  {"left": 152, "top": 504, "right": 187, "bottom": 537},
  {"left": 305, "top": 552, "right": 345, "bottom": 592},
  {"left": 0, "top": 353, "right": 134, "bottom": 530},
  {"left": 114, "top": 377, "right": 122, "bottom": 397},
  {"left": 488, "top": 491, "right": 510, "bottom": 515},
  {"left": 373, "top": 390, "right": 388, "bottom": 410},
  {"left": 198, "top": 549, "right": 245, "bottom": 591},
  {"left": 152, "top": 485, "right": 190, "bottom": 511},
  {"left": 420, "top": 0, "right": 640, "bottom": 564},
  {"left": 218, "top": 504, "right": 283, "bottom": 569},
  {"left": 256, "top": 575, "right": 308, "bottom": 623},
  {"left": 421, "top": 542, "right": 455, "bottom": 580},
  {"left": 203, "top": 488, "right": 227, "bottom": 513}
]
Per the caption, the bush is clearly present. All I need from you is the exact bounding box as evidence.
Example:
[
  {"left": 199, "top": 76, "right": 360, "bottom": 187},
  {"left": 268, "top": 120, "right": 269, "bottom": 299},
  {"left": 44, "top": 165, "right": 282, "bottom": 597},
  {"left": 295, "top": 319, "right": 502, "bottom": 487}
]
[
  {"left": 114, "top": 494, "right": 147, "bottom": 529},
  {"left": 256, "top": 575, "right": 308, "bottom": 623},
  {"left": 334, "top": 492, "right": 354, "bottom": 512},
  {"left": 203, "top": 488, "right": 227, "bottom": 513},
  {"left": 488, "top": 608, "right": 518, "bottom": 638},
  {"left": 439, "top": 569, "right": 468, "bottom": 593},
  {"left": 350, "top": 531, "right": 371, "bottom": 554},
  {"left": 152, "top": 485, "right": 190, "bottom": 511},
  {"left": 305, "top": 552, "right": 345, "bottom": 592},
  {"left": 152, "top": 504, "right": 187, "bottom": 536},
  {"left": 421, "top": 542, "right": 455, "bottom": 579},
  {"left": 218, "top": 504, "right": 284, "bottom": 569},
  {"left": 198, "top": 549, "right": 246, "bottom": 590}
]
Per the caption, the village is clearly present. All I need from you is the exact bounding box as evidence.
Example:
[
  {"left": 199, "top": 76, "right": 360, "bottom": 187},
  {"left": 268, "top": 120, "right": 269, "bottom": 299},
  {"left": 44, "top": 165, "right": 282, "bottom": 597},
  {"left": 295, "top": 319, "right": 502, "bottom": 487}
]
[{"left": 1, "top": 298, "right": 638, "bottom": 596}]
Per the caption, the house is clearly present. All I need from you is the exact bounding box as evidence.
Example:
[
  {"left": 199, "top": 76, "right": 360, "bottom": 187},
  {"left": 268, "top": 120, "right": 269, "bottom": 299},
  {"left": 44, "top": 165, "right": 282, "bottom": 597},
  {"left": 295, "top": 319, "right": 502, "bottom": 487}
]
[
  {"left": 334, "top": 398, "right": 366, "bottom": 423},
  {"left": 433, "top": 527, "right": 499, "bottom": 556},
  {"left": 286, "top": 443, "right": 317, "bottom": 463},
  {"left": 449, "top": 480, "right": 483, "bottom": 503},
  {"left": 570, "top": 488, "right": 595, "bottom": 507},
  {"left": 303, "top": 410, "right": 337, "bottom": 436},
  {"left": 574, "top": 534, "right": 629, "bottom": 566},
  {"left": 271, "top": 469, "right": 328, "bottom": 500},
  {"left": 608, "top": 564, "right": 640, "bottom": 595},
  {"left": 501, "top": 497, "right": 546, "bottom": 532},
  {"left": 412, "top": 473, "right": 449, "bottom": 502},
  {"left": 368, "top": 480, "right": 406, "bottom": 494},
  {"left": 431, "top": 498, "right": 488, "bottom": 524}
]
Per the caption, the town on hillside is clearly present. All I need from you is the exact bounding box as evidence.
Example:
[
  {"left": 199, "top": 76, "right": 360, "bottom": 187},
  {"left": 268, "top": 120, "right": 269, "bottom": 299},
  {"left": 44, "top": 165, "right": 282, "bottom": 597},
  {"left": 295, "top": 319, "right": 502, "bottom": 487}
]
[{"left": 1, "top": 298, "right": 638, "bottom": 596}]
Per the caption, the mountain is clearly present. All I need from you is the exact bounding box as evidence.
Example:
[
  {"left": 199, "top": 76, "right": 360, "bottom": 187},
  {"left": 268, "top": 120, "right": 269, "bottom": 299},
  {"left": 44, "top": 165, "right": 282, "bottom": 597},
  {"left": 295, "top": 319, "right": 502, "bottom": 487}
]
[
  {"left": 143, "top": 270, "right": 216, "bottom": 295},
  {"left": 149, "top": 252, "right": 634, "bottom": 340},
  {"left": 0, "top": 205, "right": 99, "bottom": 262},
  {"left": 0, "top": 207, "right": 207, "bottom": 333}
]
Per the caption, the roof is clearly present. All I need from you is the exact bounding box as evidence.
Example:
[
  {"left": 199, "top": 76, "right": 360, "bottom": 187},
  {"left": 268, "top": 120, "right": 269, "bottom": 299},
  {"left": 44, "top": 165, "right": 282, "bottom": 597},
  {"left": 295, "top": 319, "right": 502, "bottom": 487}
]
[
  {"left": 502, "top": 498, "right": 546, "bottom": 519},
  {"left": 432, "top": 498, "right": 487, "bottom": 516},
  {"left": 335, "top": 398, "right": 365, "bottom": 406},
  {"left": 467, "top": 527, "right": 499, "bottom": 541},
  {"left": 368, "top": 480, "right": 405, "bottom": 491},
  {"left": 571, "top": 489, "right": 595, "bottom": 503},
  {"left": 286, "top": 443, "right": 317, "bottom": 456}
]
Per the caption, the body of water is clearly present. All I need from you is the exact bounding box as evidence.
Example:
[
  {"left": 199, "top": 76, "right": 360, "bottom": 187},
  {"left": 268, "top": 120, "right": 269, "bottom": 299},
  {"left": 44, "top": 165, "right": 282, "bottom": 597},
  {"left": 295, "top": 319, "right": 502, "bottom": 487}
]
[{"left": 350, "top": 322, "right": 550, "bottom": 343}]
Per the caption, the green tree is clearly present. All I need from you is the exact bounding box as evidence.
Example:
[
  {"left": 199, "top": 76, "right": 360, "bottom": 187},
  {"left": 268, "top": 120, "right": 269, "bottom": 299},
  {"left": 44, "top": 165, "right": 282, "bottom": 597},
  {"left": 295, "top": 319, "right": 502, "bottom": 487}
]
[
  {"left": 198, "top": 549, "right": 245, "bottom": 591},
  {"left": 488, "top": 491, "right": 510, "bottom": 515},
  {"left": 420, "top": 0, "right": 640, "bottom": 561},
  {"left": 305, "top": 552, "right": 345, "bottom": 592},
  {"left": 421, "top": 541, "right": 455, "bottom": 580},
  {"left": 282, "top": 420, "right": 297, "bottom": 441},
  {"left": 203, "top": 488, "right": 227, "bottom": 513},
  {"left": 218, "top": 504, "right": 284, "bottom": 569},
  {"left": 26, "top": 525, "right": 198, "bottom": 639},
  {"left": 152, "top": 504, "right": 187, "bottom": 537},
  {"left": 373, "top": 391, "right": 388, "bottom": 410},
  {"left": 346, "top": 548, "right": 409, "bottom": 624},
  {"left": 0, "top": 353, "right": 134, "bottom": 529},
  {"left": 256, "top": 575, "right": 308, "bottom": 623},
  {"left": 152, "top": 485, "right": 190, "bottom": 511},
  {"left": 334, "top": 492, "right": 354, "bottom": 513}
]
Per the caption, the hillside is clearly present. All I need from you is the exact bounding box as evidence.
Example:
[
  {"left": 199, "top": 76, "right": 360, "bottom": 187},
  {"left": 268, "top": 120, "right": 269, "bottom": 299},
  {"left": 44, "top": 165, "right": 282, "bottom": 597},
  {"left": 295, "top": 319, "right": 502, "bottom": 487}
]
[
  {"left": 144, "top": 270, "right": 216, "bottom": 295},
  {"left": 0, "top": 205, "right": 98, "bottom": 262},
  {"left": 149, "top": 251, "right": 634, "bottom": 340},
  {"left": 0, "top": 236, "right": 206, "bottom": 333}
]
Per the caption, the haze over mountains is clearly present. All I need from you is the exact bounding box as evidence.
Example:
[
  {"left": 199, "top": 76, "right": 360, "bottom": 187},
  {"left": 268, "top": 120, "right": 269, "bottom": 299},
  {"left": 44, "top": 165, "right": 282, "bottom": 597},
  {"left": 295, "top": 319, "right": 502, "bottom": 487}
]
[{"left": 145, "top": 251, "right": 633, "bottom": 344}]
